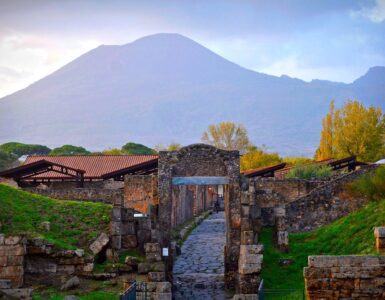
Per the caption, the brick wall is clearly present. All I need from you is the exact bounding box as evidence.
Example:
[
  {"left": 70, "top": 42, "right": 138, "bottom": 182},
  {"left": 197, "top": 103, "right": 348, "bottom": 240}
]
[
  {"left": 304, "top": 255, "right": 385, "bottom": 299},
  {"left": 124, "top": 175, "right": 158, "bottom": 214}
]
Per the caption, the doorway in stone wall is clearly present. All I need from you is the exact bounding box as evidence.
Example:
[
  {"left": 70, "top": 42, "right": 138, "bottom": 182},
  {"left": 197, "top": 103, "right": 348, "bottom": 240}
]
[
  {"left": 157, "top": 144, "right": 242, "bottom": 295},
  {"left": 171, "top": 177, "right": 230, "bottom": 300}
]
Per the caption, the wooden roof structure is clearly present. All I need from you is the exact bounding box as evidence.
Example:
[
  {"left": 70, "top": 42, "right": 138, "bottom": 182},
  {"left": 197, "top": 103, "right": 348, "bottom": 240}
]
[
  {"left": 242, "top": 163, "right": 287, "bottom": 178},
  {"left": 0, "top": 155, "right": 159, "bottom": 183},
  {"left": 0, "top": 160, "right": 86, "bottom": 186}
]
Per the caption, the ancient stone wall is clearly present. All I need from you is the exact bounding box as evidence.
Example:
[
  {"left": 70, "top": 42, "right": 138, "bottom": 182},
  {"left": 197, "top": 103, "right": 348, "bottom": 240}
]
[
  {"left": 304, "top": 255, "right": 385, "bottom": 299},
  {"left": 23, "top": 187, "right": 123, "bottom": 204},
  {"left": 24, "top": 239, "right": 93, "bottom": 287},
  {"left": 249, "top": 178, "right": 324, "bottom": 226},
  {"left": 285, "top": 167, "right": 374, "bottom": 232},
  {"left": 124, "top": 175, "right": 158, "bottom": 214},
  {"left": 0, "top": 235, "right": 25, "bottom": 288},
  {"left": 158, "top": 144, "right": 242, "bottom": 289}
]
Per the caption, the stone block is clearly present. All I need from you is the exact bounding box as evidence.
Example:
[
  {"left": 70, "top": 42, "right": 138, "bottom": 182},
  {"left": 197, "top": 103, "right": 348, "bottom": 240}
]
[
  {"left": 240, "top": 218, "right": 252, "bottom": 231},
  {"left": 156, "top": 281, "right": 172, "bottom": 292},
  {"left": 83, "top": 263, "right": 94, "bottom": 273},
  {"left": 138, "top": 218, "right": 152, "bottom": 231},
  {"left": 4, "top": 236, "right": 23, "bottom": 246},
  {"left": 0, "top": 256, "right": 7, "bottom": 267},
  {"left": 146, "top": 252, "right": 162, "bottom": 263},
  {"left": 145, "top": 243, "right": 161, "bottom": 253},
  {"left": 6, "top": 255, "right": 24, "bottom": 266},
  {"left": 111, "top": 235, "right": 121, "bottom": 250},
  {"left": 122, "top": 235, "right": 138, "bottom": 249},
  {"left": 241, "top": 231, "right": 254, "bottom": 245},
  {"left": 57, "top": 265, "right": 76, "bottom": 274},
  {"left": 0, "top": 234, "right": 4, "bottom": 245},
  {"left": 241, "top": 205, "right": 250, "bottom": 218},
  {"left": 121, "top": 222, "right": 136, "bottom": 235},
  {"left": 75, "top": 249, "right": 84, "bottom": 257},
  {"left": 138, "top": 262, "right": 151, "bottom": 274},
  {"left": 148, "top": 271, "right": 166, "bottom": 282},
  {"left": 155, "top": 293, "right": 172, "bottom": 300},
  {"left": 0, "top": 279, "right": 11, "bottom": 289},
  {"left": 137, "top": 229, "right": 152, "bottom": 248},
  {"left": 151, "top": 261, "right": 166, "bottom": 272},
  {"left": 110, "top": 222, "right": 122, "bottom": 235},
  {"left": 61, "top": 276, "right": 80, "bottom": 291},
  {"left": 277, "top": 231, "right": 289, "bottom": 252},
  {"left": 238, "top": 245, "right": 263, "bottom": 275},
  {"left": 89, "top": 233, "right": 109, "bottom": 255},
  {"left": 122, "top": 208, "right": 134, "bottom": 222},
  {"left": 0, "top": 288, "right": 32, "bottom": 299},
  {"left": 249, "top": 205, "right": 261, "bottom": 219},
  {"left": 112, "top": 206, "right": 122, "bottom": 222}
]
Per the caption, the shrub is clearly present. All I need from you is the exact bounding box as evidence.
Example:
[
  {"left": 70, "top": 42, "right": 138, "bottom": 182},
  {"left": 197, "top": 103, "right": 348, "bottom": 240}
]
[
  {"left": 286, "top": 164, "right": 332, "bottom": 179},
  {"left": 351, "top": 166, "right": 385, "bottom": 201}
]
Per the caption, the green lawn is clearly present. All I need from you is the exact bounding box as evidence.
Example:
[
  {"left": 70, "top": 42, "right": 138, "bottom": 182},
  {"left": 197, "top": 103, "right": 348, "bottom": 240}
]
[
  {"left": 260, "top": 199, "right": 385, "bottom": 290},
  {"left": 0, "top": 184, "right": 112, "bottom": 250}
]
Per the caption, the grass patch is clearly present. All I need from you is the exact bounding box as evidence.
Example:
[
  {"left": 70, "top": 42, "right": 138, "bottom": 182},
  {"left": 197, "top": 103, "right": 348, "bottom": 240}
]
[
  {"left": 0, "top": 184, "right": 112, "bottom": 250},
  {"left": 261, "top": 199, "right": 385, "bottom": 289}
]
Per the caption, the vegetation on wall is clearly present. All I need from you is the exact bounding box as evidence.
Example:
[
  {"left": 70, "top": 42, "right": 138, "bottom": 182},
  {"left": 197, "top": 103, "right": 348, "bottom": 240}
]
[
  {"left": 316, "top": 100, "right": 385, "bottom": 162},
  {"left": 50, "top": 145, "right": 91, "bottom": 156},
  {"left": 286, "top": 164, "right": 332, "bottom": 179},
  {"left": 351, "top": 166, "right": 385, "bottom": 201},
  {"left": 154, "top": 143, "right": 182, "bottom": 152},
  {"left": 121, "top": 142, "right": 156, "bottom": 155},
  {"left": 261, "top": 198, "right": 385, "bottom": 289},
  {"left": 0, "top": 184, "right": 111, "bottom": 250}
]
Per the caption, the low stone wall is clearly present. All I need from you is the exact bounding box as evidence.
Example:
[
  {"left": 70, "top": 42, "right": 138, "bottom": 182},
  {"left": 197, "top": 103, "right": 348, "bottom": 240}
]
[
  {"left": 285, "top": 167, "right": 374, "bottom": 232},
  {"left": 304, "top": 255, "right": 385, "bottom": 299},
  {"left": 250, "top": 178, "right": 324, "bottom": 226},
  {"left": 0, "top": 235, "right": 25, "bottom": 288},
  {"left": 24, "top": 239, "right": 93, "bottom": 287},
  {"left": 23, "top": 187, "right": 123, "bottom": 204}
]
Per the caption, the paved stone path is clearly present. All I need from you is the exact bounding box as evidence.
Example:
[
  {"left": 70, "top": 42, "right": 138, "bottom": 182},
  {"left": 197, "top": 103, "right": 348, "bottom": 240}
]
[{"left": 173, "top": 211, "right": 231, "bottom": 299}]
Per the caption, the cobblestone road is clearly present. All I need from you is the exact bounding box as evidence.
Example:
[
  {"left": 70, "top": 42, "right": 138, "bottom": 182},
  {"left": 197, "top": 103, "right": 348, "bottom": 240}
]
[{"left": 173, "top": 211, "right": 231, "bottom": 299}]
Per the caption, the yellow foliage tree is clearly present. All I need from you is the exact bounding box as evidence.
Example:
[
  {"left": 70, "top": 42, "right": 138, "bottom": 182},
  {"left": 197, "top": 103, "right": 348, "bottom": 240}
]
[
  {"left": 316, "top": 100, "right": 385, "bottom": 162},
  {"left": 240, "top": 146, "right": 282, "bottom": 171},
  {"left": 202, "top": 121, "right": 250, "bottom": 153}
]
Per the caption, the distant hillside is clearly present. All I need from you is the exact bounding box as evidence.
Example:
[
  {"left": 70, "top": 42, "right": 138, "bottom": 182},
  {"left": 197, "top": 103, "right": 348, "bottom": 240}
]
[{"left": 0, "top": 33, "right": 384, "bottom": 156}]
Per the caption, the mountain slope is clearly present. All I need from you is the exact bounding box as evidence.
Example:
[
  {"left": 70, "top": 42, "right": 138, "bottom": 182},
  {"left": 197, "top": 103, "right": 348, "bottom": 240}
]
[{"left": 0, "top": 33, "right": 384, "bottom": 156}]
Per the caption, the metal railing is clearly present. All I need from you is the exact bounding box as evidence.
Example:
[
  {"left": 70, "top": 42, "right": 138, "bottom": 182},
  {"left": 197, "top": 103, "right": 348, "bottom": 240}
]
[
  {"left": 258, "top": 279, "right": 305, "bottom": 300},
  {"left": 120, "top": 281, "right": 148, "bottom": 300}
]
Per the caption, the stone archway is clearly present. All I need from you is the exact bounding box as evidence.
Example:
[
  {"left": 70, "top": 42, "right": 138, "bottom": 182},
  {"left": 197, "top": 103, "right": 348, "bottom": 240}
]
[{"left": 157, "top": 144, "right": 243, "bottom": 290}]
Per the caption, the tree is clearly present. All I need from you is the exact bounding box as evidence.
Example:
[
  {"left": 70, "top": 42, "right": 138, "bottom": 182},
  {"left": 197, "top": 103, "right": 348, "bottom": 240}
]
[
  {"left": 240, "top": 146, "right": 282, "bottom": 171},
  {"left": 316, "top": 101, "right": 335, "bottom": 160},
  {"left": 316, "top": 100, "right": 385, "bottom": 162},
  {"left": 154, "top": 143, "right": 182, "bottom": 152},
  {"left": 202, "top": 122, "right": 250, "bottom": 153},
  {"left": 50, "top": 145, "right": 91, "bottom": 156},
  {"left": 102, "top": 148, "right": 123, "bottom": 155},
  {"left": 0, "top": 150, "right": 18, "bottom": 171},
  {"left": 0, "top": 142, "right": 51, "bottom": 157},
  {"left": 121, "top": 142, "right": 156, "bottom": 155}
]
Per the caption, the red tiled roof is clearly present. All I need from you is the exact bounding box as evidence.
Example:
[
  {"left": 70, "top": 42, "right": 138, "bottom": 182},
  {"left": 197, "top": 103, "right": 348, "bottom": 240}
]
[{"left": 24, "top": 155, "right": 158, "bottom": 179}]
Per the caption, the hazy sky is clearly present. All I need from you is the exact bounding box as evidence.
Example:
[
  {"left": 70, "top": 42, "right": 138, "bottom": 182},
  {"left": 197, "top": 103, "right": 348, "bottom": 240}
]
[{"left": 0, "top": 0, "right": 384, "bottom": 98}]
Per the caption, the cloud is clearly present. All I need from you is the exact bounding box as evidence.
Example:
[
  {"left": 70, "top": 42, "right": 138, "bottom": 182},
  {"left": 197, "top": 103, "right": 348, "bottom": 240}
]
[{"left": 353, "top": 0, "right": 385, "bottom": 23}]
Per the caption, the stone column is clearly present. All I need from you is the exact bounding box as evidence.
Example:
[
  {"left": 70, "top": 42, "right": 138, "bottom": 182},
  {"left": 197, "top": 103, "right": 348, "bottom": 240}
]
[
  {"left": 374, "top": 227, "right": 385, "bottom": 253},
  {"left": 274, "top": 206, "right": 289, "bottom": 253}
]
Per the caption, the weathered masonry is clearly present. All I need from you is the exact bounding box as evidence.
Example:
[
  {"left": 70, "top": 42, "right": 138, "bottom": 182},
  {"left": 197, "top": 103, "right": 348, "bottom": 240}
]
[{"left": 156, "top": 144, "right": 263, "bottom": 296}]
